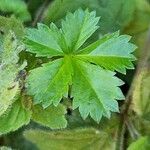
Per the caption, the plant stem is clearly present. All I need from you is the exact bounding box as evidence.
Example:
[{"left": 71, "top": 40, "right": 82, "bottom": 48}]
[
  {"left": 116, "top": 27, "right": 150, "bottom": 150},
  {"left": 32, "top": 0, "right": 50, "bottom": 27},
  {"left": 125, "top": 119, "right": 140, "bottom": 140}
]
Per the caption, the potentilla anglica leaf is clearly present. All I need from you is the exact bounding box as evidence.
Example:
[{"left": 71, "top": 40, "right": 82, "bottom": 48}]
[
  {"left": 61, "top": 9, "right": 100, "bottom": 52},
  {"left": 71, "top": 58, "right": 125, "bottom": 122},
  {"left": 24, "top": 23, "right": 64, "bottom": 57},
  {"left": 25, "top": 9, "right": 136, "bottom": 122},
  {"left": 78, "top": 31, "right": 137, "bottom": 74},
  {"left": 27, "top": 57, "right": 72, "bottom": 108}
]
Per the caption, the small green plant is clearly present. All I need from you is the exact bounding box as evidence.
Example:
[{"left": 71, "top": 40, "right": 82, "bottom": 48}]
[
  {"left": 25, "top": 9, "right": 136, "bottom": 123},
  {"left": 1, "top": 1, "right": 150, "bottom": 149},
  {"left": 0, "top": 8, "right": 136, "bottom": 138}
]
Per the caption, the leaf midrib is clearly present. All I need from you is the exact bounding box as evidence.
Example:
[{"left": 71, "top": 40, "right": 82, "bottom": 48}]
[{"left": 74, "top": 59, "right": 105, "bottom": 110}]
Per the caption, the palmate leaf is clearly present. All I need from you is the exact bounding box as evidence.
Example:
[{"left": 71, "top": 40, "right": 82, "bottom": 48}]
[
  {"left": 27, "top": 57, "right": 72, "bottom": 108},
  {"left": 25, "top": 24, "right": 64, "bottom": 57},
  {"left": 61, "top": 9, "right": 99, "bottom": 52},
  {"left": 72, "top": 58, "right": 124, "bottom": 122},
  {"left": 25, "top": 9, "right": 136, "bottom": 123},
  {"left": 77, "top": 32, "right": 136, "bottom": 74}
]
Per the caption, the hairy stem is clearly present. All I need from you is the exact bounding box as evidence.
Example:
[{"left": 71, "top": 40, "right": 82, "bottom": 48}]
[
  {"left": 32, "top": 0, "right": 50, "bottom": 27},
  {"left": 125, "top": 119, "right": 140, "bottom": 140},
  {"left": 116, "top": 27, "right": 150, "bottom": 150}
]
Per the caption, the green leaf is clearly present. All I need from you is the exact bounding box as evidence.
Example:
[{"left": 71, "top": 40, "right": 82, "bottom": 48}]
[
  {"left": 24, "top": 128, "right": 114, "bottom": 150},
  {"left": 127, "top": 136, "right": 150, "bottom": 150},
  {"left": 0, "top": 146, "right": 12, "bottom": 150},
  {"left": 78, "top": 32, "right": 136, "bottom": 74},
  {"left": 27, "top": 57, "right": 72, "bottom": 108},
  {"left": 125, "top": 0, "right": 150, "bottom": 34},
  {"left": 0, "top": 32, "right": 25, "bottom": 116},
  {"left": 24, "top": 23, "right": 64, "bottom": 57},
  {"left": 43, "top": 0, "right": 97, "bottom": 23},
  {"left": 95, "top": 0, "right": 135, "bottom": 33},
  {"left": 32, "top": 104, "right": 67, "bottom": 129},
  {"left": 72, "top": 58, "right": 124, "bottom": 122},
  {"left": 25, "top": 9, "right": 99, "bottom": 55},
  {"left": 0, "top": 82, "right": 19, "bottom": 117},
  {"left": 0, "top": 98, "right": 32, "bottom": 135},
  {"left": 61, "top": 9, "right": 99, "bottom": 52},
  {"left": 49, "top": 23, "right": 68, "bottom": 52},
  {"left": 25, "top": 9, "right": 136, "bottom": 122},
  {"left": 132, "top": 68, "right": 150, "bottom": 119},
  {"left": 43, "top": 0, "right": 135, "bottom": 33},
  {"left": 0, "top": 16, "right": 24, "bottom": 38},
  {"left": 0, "top": 0, "right": 31, "bottom": 22}
]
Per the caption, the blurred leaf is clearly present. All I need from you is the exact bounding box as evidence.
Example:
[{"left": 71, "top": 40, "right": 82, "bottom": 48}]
[
  {"left": 0, "top": 146, "right": 12, "bottom": 150},
  {"left": 0, "top": 32, "right": 25, "bottom": 116},
  {"left": 133, "top": 117, "right": 150, "bottom": 136},
  {"left": 0, "top": 0, "right": 31, "bottom": 22},
  {"left": 27, "top": 0, "right": 44, "bottom": 19},
  {"left": 131, "top": 31, "right": 147, "bottom": 58},
  {"left": 24, "top": 128, "right": 115, "bottom": 150},
  {"left": 32, "top": 104, "right": 67, "bottom": 129},
  {"left": 43, "top": 0, "right": 135, "bottom": 33},
  {"left": 124, "top": 0, "right": 150, "bottom": 34},
  {"left": 127, "top": 136, "right": 150, "bottom": 150},
  {"left": 95, "top": 0, "right": 135, "bottom": 33},
  {"left": 132, "top": 68, "right": 150, "bottom": 119},
  {"left": 0, "top": 97, "right": 32, "bottom": 135},
  {"left": 43, "top": 0, "right": 98, "bottom": 23},
  {"left": 0, "top": 147, "right": 11, "bottom": 150},
  {"left": 0, "top": 16, "right": 24, "bottom": 38},
  {"left": 123, "top": 0, "right": 150, "bottom": 59}
]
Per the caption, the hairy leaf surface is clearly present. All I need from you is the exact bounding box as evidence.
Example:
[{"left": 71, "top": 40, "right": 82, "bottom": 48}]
[
  {"left": 0, "top": 32, "right": 25, "bottom": 116},
  {"left": 0, "top": 98, "right": 32, "bottom": 135},
  {"left": 24, "top": 128, "right": 110, "bottom": 150},
  {"left": 32, "top": 104, "right": 67, "bottom": 129},
  {"left": 132, "top": 68, "right": 150, "bottom": 119}
]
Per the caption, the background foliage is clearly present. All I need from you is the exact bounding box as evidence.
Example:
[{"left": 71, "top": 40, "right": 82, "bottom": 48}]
[{"left": 0, "top": 0, "right": 150, "bottom": 150}]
